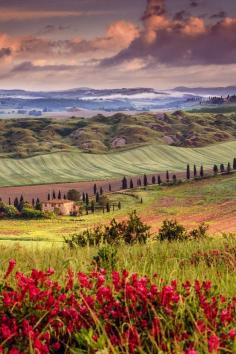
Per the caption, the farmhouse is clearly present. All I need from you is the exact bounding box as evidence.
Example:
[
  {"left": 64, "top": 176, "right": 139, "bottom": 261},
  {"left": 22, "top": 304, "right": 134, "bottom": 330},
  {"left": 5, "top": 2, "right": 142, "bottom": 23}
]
[{"left": 41, "top": 199, "right": 79, "bottom": 216}]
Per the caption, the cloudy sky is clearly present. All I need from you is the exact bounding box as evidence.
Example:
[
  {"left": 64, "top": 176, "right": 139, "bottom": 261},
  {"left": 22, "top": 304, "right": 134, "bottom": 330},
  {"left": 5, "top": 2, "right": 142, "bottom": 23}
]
[{"left": 0, "top": 0, "right": 236, "bottom": 90}]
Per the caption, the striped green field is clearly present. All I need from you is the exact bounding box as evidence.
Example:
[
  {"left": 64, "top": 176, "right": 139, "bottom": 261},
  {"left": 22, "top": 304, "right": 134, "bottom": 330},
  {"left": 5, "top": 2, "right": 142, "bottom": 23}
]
[{"left": 0, "top": 141, "right": 236, "bottom": 187}]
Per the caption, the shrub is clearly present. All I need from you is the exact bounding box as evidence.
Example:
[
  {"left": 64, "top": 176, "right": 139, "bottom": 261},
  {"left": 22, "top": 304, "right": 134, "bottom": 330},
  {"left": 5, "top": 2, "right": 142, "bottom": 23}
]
[
  {"left": 158, "top": 220, "right": 187, "bottom": 241},
  {"left": 158, "top": 220, "right": 208, "bottom": 241},
  {"left": 0, "top": 202, "right": 19, "bottom": 218},
  {"left": 93, "top": 245, "right": 118, "bottom": 270},
  {"left": 65, "top": 211, "right": 150, "bottom": 248},
  {"left": 20, "top": 207, "right": 52, "bottom": 219}
]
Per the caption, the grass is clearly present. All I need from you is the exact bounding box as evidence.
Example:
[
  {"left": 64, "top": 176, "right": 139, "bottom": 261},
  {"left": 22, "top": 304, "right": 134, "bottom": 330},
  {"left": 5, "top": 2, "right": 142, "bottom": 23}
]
[
  {"left": 0, "top": 141, "right": 236, "bottom": 186},
  {"left": 1, "top": 172, "right": 236, "bottom": 244}
]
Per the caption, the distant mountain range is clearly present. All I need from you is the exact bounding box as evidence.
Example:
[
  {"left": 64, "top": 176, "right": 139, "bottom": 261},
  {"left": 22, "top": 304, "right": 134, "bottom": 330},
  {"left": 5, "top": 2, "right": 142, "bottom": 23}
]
[{"left": 0, "top": 86, "right": 235, "bottom": 117}]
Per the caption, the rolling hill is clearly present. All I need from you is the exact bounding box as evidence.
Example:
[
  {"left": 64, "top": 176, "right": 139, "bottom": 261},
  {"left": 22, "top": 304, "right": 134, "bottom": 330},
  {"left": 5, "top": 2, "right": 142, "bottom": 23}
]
[
  {"left": 1, "top": 111, "right": 236, "bottom": 158},
  {"left": 0, "top": 141, "right": 236, "bottom": 187}
]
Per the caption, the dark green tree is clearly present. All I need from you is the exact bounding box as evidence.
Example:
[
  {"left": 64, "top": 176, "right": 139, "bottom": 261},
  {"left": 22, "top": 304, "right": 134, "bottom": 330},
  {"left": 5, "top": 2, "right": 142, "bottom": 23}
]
[
  {"left": 32, "top": 198, "right": 35, "bottom": 207},
  {"left": 166, "top": 171, "right": 169, "bottom": 183},
  {"left": 186, "top": 164, "right": 190, "bottom": 180},
  {"left": 86, "top": 193, "right": 89, "bottom": 206},
  {"left": 173, "top": 174, "right": 177, "bottom": 184},
  {"left": 158, "top": 175, "right": 162, "bottom": 185},
  {"left": 47, "top": 193, "right": 50, "bottom": 201},
  {"left": 91, "top": 201, "right": 95, "bottom": 213},
  {"left": 213, "top": 164, "right": 218, "bottom": 175},
  {"left": 200, "top": 165, "right": 204, "bottom": 178},
  {"left": 58, "top": 190, "right": 61, "bottom": 200},
  {"left": 152, "top": 176, "right": 156, "bottom": 184},
  {"left": 106, "top": 202, "right": 110, "bottom": 213},
  {"left": 14, "top": 197, "right": 19, "bottom": 210},
  {"left": 52, "top": 190, "right": 56, "bottom": 199},
  {"left": 233, "top": 158, "right": 236, "bottom": 170},
  {"left": 67, "top": 189, "right": 80, "bottom": 201},
  {"left": 82, "top": 192, "right": 86, "bottom": 203},
  {"left": 100, "top": 187, "right": 103, "bottom": 195},
  {"left": 96, "top": 192, "right": 100, "bottom": 203},
  {"left": 220, "top": 164, "right": 225, "bottom": 173},
  {"left": 35, "top": 198, "right": 41, "bottom": 211},
  {"left": 118, "top": 201, "right": 121, "bottom": 210},
  {"left": 122, "top": 176, "right": 128, "bottom": 189},
  {"left": 109, "top": 184, "right": 112, "bottom": 192},
  {"left": 194, "top": 164, "right": 197, "bottom": 178},
  {"left": 143, "top": 174, "right": 148, "bottom": 186},
  {"left": 130, "top": 179, "right": 134, "bottom": 189},
  {"left": 93, "top": 184, "right": 97, "bottom": 195},
  {"left": 8, "top": 198, "right": 11, "bottom": 205},
  {"left": 227, "top": 162, "right": 231, "bottom": 174},
  {"left": 18, "top": 195, "right": 24, "bottom": 211}
]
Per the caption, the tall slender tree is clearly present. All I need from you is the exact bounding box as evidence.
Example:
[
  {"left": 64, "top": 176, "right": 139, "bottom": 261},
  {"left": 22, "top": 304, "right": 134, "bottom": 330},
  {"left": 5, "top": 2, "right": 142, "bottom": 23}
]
[
  {"left": 158, "top": 175, "right": 162, "bottom": 185},
  {"left": 200, "top": 165, "right": 204, "bottom": 178},
  {"left": 130, "top": 179, "right": 134, "bottom": 189},
  {"left": 186, "top": 164, "right": 190, "bottom": 180},
  {"left": 173, "top": 174, "right": 177, "bottom": 184},
  {"left": 100, "top": 187, "right": 103, "bottom": 195},
  {"left": 152, "top": 176, "right": 156, "bottom": 184},
  {"left": 122, "top": 176, "right": 128, "bottom": 189},
  {"left": 143, "top": 174, "right": 148, "bottom": 186},
  {"left": 166, "top": 171, "right": 169, "bottom": 183},
  {"left": 109, "top": 184, "right": 112, "bottom": 192},
  {"left": 93, "top": 184, "right": 97, "bottom": 195},
  {"left": 118, "top": 201, "right": 121, "bottom": 210},
  {"left": 91, "top": 201, "right": 95, "bottom": 213},
  {"left": 47, "top": 193, "right": 50, "bottom": 201},
  {"left": 96, "top": 192, "right": 100, "bottom": 203},
  {"left": 8, "top": 197, "right": 11, "bottom": 205},
  {"left": 86, "top": 193, "right": 89, "bottom": 205},
  {"left": 14, "top": 197, "right": 19, "bottom": 210},
  {"left": 194, "top": 164, "right": 197, "bottom": 178},
  {"left": 233, "top": 158, "right": 236, "bottom": 170},
  {"left": 227, "top": 162, "right": 231, "bottom": 174},
  {"left": 82, "top": 192, "right": 86, "bottom": 203},
  {"left": 58, "top": 190, "right": 61, "bottom": 200},
  {"left": 52, "top": 190, "right": 56, "bottom": 199},
  {"left": 213, "top": 164, "right": 218, "bottom": 175},
  {"left": 220, "top": 164, "right": 225, "bottom": 173},
  {"left": 106, "top": 202, "right": 110, "bottom": 213},
  {"left": 32, "top": 198, "right": 35, "bottom": 207}
]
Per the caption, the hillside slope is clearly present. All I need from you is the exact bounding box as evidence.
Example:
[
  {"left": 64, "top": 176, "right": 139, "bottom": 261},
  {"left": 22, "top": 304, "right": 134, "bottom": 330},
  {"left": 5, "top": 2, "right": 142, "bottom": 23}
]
[
  {"left": 0, "top": 141, "right": 235, "bottom": 186},
  {"left": 0, "top": 111, "right": 236, "bottom": 157}
]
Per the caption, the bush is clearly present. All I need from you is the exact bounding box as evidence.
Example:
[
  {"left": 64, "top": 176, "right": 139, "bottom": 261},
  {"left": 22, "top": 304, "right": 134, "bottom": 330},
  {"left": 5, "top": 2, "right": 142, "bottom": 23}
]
[
  {"left": 93, "top": 245, "right": 118, "bottom": 270},
  {"left": 158, "top": 220, "right": 208, "bottom": 241},
  {"left": 65, "top": 211, "right": 150, "bottom": 248},
  {"left": 67, "top": 189, "right": 81, "bottom": 201},
  {"left": 20, "top": 207, "right": 52, "bottom": 219},
  {"left": 0, "top": 202, "right": 19, "bottom": 218}
]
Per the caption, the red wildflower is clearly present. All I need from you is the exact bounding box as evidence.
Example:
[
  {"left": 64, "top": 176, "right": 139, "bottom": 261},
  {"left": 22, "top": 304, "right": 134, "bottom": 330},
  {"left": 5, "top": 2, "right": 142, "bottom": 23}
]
[{"left": 4, "top": 259, "right": 16, "bottom": 279}]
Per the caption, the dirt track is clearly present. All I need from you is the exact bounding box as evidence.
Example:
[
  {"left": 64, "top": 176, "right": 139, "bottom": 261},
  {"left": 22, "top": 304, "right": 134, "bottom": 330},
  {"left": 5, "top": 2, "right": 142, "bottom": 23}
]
[{"left": 0, "top": 172, "right": 184, "bottom": 203}]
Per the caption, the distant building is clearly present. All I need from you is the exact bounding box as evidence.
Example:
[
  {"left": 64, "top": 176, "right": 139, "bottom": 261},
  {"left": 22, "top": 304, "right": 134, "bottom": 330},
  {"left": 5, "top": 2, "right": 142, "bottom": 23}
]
[{"left": 41, "top": 199, "right": 79, "bottom": 216}]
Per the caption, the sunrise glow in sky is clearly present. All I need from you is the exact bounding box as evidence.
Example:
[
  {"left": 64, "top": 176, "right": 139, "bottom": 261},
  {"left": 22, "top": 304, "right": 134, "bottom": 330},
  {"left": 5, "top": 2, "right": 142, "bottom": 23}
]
[{"left": 0, "top": 0, "right": 236, "bottom": 90}]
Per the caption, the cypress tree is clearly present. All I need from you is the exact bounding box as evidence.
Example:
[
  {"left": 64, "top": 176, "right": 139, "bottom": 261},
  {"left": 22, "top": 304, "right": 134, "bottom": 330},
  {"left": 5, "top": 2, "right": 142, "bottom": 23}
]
[
  {"left": 213, "top": 164, "right": 218, "bottom": 175},
  {"left": 194, "top": 164, "right": 197, "bottom": 178},
  {"left": 35, "top": 198, "right": 41, "bottom": 210},
  {"left": 137, "top": 178, "right": 142, "bottom": 187},
  {"left": 100, "top": 187, "right": 103, "bottom": 195},
  {"left": 109, "top": 184, "right": 112, "bottom": 192},
  {"left": 91, "top": 201, "right": 95, "bottom": 213},
  {"left": 122, "top": 176, "right": 128, "bottom": 189},
  {"left": 166, "top": 171, "right": 169, "bottom": 183},
  {"left": 220, "top": 164, "right": 225, "bottom": 173},
  {"left": 96, "top": 192, "right": 100, "bottom": 203},
  {"left": 47, "top": 193, "right": 50, "bottom": 201},
  {"left": 52, "top": 190, "right": 56, "bottom": 199},
  {"left": 186, "top": 164, "right": 190, "bottom": 180},
  {"left": 118, "top": 201, "right": 121, "bottom": 210},
  {"left": 152, "top": 176, "right": 156, "bottom": 184},
  {"left": 227, "top": 162, "right": 231, "bottom": 174},
  {"left": 9, "top": 197, "right": 11, "bottom": 205},
  {"left": 143, "top": 174, "right": 148, "bottom": 186},
  {"left": 200, "top": 165, "right": 204, "bottom": 178},
  {"left": 140, "top": 198, "right": 143, "bottom": 204},
  {"left": 32, "top": 198, "right": 35, "bottom": 207},
  {"left": 82, "top": 192, "right": 86, "bottom": 203},
  {"left": 173, "top": 174, "right": 177, "bottom": 184},
  {"left": 18, "top": 195, "right": 24, "bottom": 211},
  {"left": 130, "top": 179, "right": 134, "bottom": 189},
  {"left": 58, "top": 190, "right": 61, "bottom": 200},
  {"left": 93, "top": 184, "right": 97, "bottom": 195},
  {"left": 158, "top": 175, "right": 162, "bottom": 185},
  {"left": 233, "top": 158, "right": 236, "bottom": 170},
  {"left": 64, "top": 194, "right": 67, "bottom": 200},
  {"left": 86, "top": 193, "right": 89, "bottom": 205},
  {"left": 106, "top": 202, "right": 110, "bottom": 213},
  {"left": 14, "top": 197, "right": 19, "bottom": 209}
]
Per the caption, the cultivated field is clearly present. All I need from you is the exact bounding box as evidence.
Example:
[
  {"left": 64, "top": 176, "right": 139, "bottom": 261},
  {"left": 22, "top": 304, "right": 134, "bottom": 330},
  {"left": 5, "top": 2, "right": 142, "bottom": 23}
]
[
  {"left": 0, "top": 141, "right": 236, "bottom": 187},
  {"left": 1, "top": 173, "right": 236, "bottom": 245}
]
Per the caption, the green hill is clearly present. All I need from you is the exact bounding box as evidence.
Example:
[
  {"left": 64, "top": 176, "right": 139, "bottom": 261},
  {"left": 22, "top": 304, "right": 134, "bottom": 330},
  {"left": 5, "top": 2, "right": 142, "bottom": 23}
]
[
  {"left": 1, "top": 110, "right": 236, "bottom": 158},
  {"left": 0, "top": 141, "right": 236, "bottom": 186}
]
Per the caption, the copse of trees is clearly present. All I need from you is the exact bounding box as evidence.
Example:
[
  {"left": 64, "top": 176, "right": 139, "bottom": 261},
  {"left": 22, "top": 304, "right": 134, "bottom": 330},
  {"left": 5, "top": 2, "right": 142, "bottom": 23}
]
[{"left": 67, "top": 189, "right": 81, "bottom": 202}]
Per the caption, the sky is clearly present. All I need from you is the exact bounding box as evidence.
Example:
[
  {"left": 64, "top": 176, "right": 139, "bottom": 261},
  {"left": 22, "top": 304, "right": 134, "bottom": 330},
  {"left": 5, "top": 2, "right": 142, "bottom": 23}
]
[{"left": 0, "top": 0, "right": 236, "bottom": 90}]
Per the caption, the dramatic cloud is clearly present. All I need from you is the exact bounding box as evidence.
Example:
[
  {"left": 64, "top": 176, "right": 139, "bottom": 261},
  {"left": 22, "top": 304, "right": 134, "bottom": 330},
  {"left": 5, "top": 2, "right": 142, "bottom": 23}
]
[{"left": 101, "top": 0, "right": 236, "bottom": 68}]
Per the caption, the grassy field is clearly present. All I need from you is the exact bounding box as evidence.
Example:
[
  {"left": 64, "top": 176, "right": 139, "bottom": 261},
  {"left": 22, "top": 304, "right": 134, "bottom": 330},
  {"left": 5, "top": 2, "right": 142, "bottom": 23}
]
[
  {"left": 1, "top": 172, "right": 236, "bottom": 245},
  {"left": 0, "top": 141, "right": 236, "bottom": 186}
]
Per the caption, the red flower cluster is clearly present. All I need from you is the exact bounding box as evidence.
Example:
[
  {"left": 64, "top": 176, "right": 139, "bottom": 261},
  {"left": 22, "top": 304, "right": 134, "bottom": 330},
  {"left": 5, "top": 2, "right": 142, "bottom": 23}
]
[{"left": 0, "top": 260, "right": 235, "bottom": 353}]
